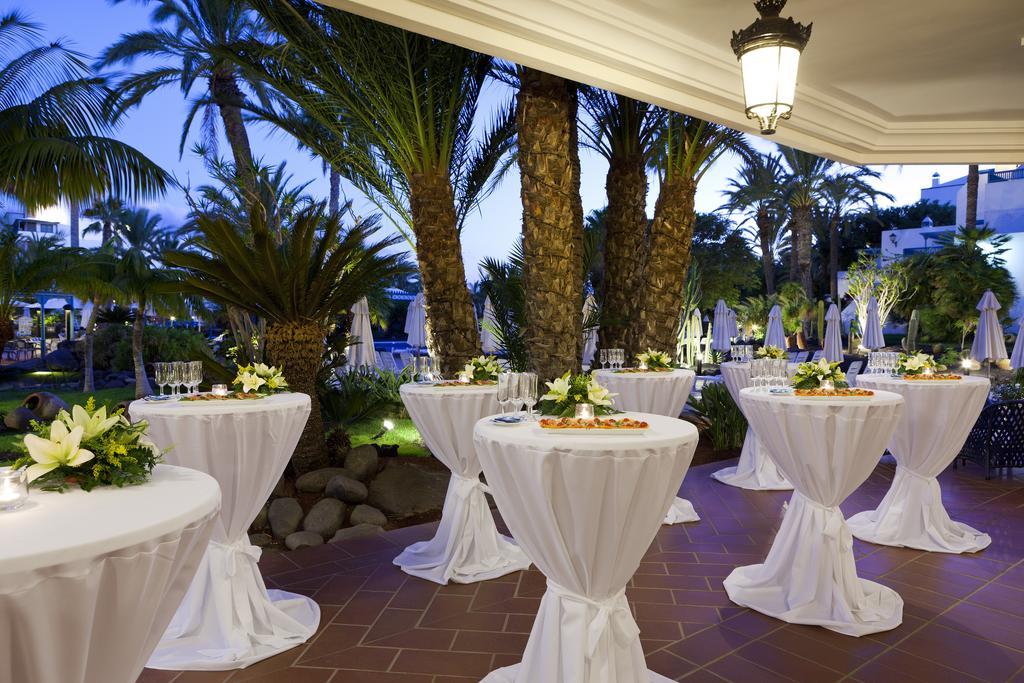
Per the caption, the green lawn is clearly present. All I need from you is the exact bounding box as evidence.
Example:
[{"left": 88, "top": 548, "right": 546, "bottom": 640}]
[
  {"left": 345, "top": 416, "right": 429, "bottom": 457},
  {"left": 0, "top": 387, "right": 136, "bottom": 456}
]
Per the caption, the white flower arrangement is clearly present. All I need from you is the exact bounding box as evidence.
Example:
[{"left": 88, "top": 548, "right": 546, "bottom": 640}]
[
  {"left": 897, "top": 352, "right": 943, "bottom": 375},
  {"left": 538, "top": 372, "right": 617, "bottom": 417},
  {"left": 461, "top": 355, "right": 501, "bottom": 382},
  {"left": 233, "top": 363, "right": 289, "bottom": 395},
  {"left": 635, "top": 349, "right": 673, "bottom": 370},
  {"left": 791, "top": 358, "right": 848, "bottom": 390},
  {"left": 755, "top": 345, "right": 787, "bottom": 359}
]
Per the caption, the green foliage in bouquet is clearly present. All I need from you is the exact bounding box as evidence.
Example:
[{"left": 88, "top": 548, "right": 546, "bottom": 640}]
[
  {"left": 233, "top": 363, "right": 289, "bottom": 394},
  {"left": 12, "top": 398, "right": 162, "bottom": 492},
  {"left": 687, "top": 382, "right": 746, "bottom": 451},
  {"left": 791, "top": 359, "right": 848, "bottom": 389},
  {"left": 896, "top": 352, "right": 944, "bottom": 375},
  {"left": 755, "top": 345, "right": 787, "bottom": 359},
  {"left": 636, "top": 349, "right": 673, "bottom": 370},
  {"left": 537, "top": 372, "right": 617, "bottom": 417},
  {"left": 462, "top": 355, "right": 501, "bottom": 381}
]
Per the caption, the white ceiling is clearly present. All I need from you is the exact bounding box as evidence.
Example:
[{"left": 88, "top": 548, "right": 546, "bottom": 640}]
[{"left": 322, "top": 0, "right": 1024, "bottom": 164}]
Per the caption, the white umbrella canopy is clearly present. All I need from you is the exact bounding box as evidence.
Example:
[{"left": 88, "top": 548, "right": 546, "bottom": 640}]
[
  {"left": 404, "top": 293, "right": 427, "bottom": 350},
  {"left": 480, "top": 296, "right": 500, "bottom": 354},
  {"left": 1010, "top": 316, "right": 1024, "bottom": 369},
  {"left": 862, "top": 296, "right": 885, "bottom": 350},
  {"left": 764, "top": 305, "right": 786, "bottom": 349},
  {"left": 823, "top": 303, "right": 844, "bottom": 362},
  {"left": 711, "top": 299, "right": 731, "bottom": 351},
  {"left": 582, "top": 294, "right": 599, "bottom": 367},
  {"left": 970, "top": 290, "right": 1009, "bottom": 363},
  {"left": 346, "top": 297, "right": 378, "bottom": 368},
  {"left": 727, "top": 308, "right": 739, "bottom": 338}
]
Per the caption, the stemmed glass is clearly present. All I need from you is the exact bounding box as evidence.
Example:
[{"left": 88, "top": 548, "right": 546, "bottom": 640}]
[
  {"left": 154, "top": 362, "right": 167, "bottom": 396},
  {"left": 508, "top": 372, "right": 523, "bottom": 415},
  {"left": 497, "top": 372, "right": 511, "bottom": 414},
  {"left": 190, "top": 360, "right": 203, "bottom": 394},
  {"left": 520, "top": 373, "right": 538, "bottom": 420},
  {"left": 416, "top": 356, "right": 431, "bottom": 383},
  {"left": 599, "top": 349, "right": 608, "bottom": 369}
]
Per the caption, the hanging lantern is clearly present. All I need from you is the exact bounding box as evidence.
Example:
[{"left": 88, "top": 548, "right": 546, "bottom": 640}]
[{"left": 730, "top": 0, "right": 812, "bottom": 135}]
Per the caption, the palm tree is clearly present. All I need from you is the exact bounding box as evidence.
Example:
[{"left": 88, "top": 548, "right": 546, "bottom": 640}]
[
  {"left": 98, "top": 0, "right": 277, "bottom": 190},
  {"left": 112, "top": 208, "right": 185, "bottom": 398},
  {"left": 965, "top": 164, "right": 979, "bottom": 229},
  {"left": 60, "top": 244, "right": 120, "bottom": 392},
  {"left": 819, "top": 171, "right": 891, "bottom": 300},
  {"left": 0, "top": 228, "right": 68, "bottom": 349},
  {"left": 232, "top": 1, "right": 515, "bottom": 374},
  {"left": 166, "top": 203, "right": 409, "bottom": 473},
  {"left": 634, "top": 114, "right": 750, "bottom": 352},
  {"left": 82, "top": 196, "right": 127, "bottom": 245},
  {"left": 579, "top": 88, "right": 665, "bottom": 349},
  {"left": 777, "top": 146, "right": 834, "bottom": 301},
  {"left": 516, "top": 66, "right": 585, "bottom": 381},
  {"left": 721, "top": 153, "right": 786, "bottom": 294},
  {"left": 0, "top": 11, "right": 168, "bottom": 209}
]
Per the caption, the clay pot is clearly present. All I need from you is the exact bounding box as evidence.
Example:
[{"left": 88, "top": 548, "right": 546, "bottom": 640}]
[
  {"left": 4, "top": 406, "right": 39, "bottom": 431},
  {"left": 22, "top": 392, "right": 71, "bottom": 421}
]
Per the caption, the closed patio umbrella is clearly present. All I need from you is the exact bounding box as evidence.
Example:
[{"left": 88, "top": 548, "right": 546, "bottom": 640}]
[
  {"left": 711, "top": 299, "right": 731, "bottom": 351},
  {"left": 970, "top": 290, "right": 1008, "bottom": 364},
  {"left": 765, "top": 305, "right": 786, "bottom": 349},
  {"left": 480, "top": 296, "right": 499, "bottom": 354},
  {"left": 404, "top": 292, "right": 427, "bottom": 351},
  {"left": 346, "top": 297, "right": 378, "bottom": 368},
  {"left": 863, "top": 296, "right": 885, "bottom": 350},
  {"left": 1011, "top": 316, "right": 1024, "bottom": 370},
  {"left": 582, "top": 294, "right": 599, "bottom": 367},
  {"left": 727, "top": 308, "right": 739, "bottom": 338},
  {"left": 823, "top": 303, "right": 844, "bottom": 362}
]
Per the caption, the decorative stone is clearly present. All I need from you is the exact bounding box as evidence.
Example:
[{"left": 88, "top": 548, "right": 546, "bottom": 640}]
[
  {"left": 250, "top": 503, "right": 269, "bottom": 532},
  {"left": 302, "top": 498, "right": 347, "bottom": 539},
  {"left": 272, "top": 475, "right": 293, "bottom": 498},
  {"left": 268, "top": 497, "right": 303, "bottom": 538},
  {"left": 22, "top": 392, "right": 70, "bottom": 420},
  {"left": 295, "top": 467, "right": 353, "bottom": 493},
  {"left": 248, "top": 533, "right": 272, "bottom": 547},
  {"left": 349, "top": 504, "right": 387, "bottom": 527},
  {"left": 368, "top": 461, "right": 449, "bottom": 519},
  {"left": 285, "top": 531, "right": 324, "bottom": 550},
  {"left": 325, "top": 474, "right": 368, "bottom": 504},
  {"left": 4, "top": 406, "right": 37, "bottom": 432},
  {"left": 330, "top": 524, "right": 383, "bottom": 543},
  {"left": 344, "top": 445, "right": 379, "bottom": 482}
]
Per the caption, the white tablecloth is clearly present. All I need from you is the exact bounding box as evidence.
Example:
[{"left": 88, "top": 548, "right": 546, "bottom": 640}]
[
  {"left": 594, "top": 368, "right": 699, "bottom": 524},
  {"left": 475, "top": 413, "right": 698, "bottom": 682},
  {"left": 396, "top": 384, "right": 531, "bottom": 584},
  {"left": 711, "top": 362, "right": 794, "bottom": 490},
  {"left": 848, "top": 375, "right": 991, "bottom": 553},
  {"left": 0, "top": 465, "right": 220, "bottom": 683},
  {"left": 131, "top": 393, "right": 318, "bottom": 670},
  {"left": 726, "top": 388, "right": 905, "bottom": 636}
]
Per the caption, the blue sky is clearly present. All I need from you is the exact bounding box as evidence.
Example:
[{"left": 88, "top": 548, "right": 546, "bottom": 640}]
[{"left": 19, "top": 0, "right": 969, "bottom": 281}]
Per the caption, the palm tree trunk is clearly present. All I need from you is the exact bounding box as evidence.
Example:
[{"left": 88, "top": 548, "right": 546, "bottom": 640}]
[
  {"left": 132, "top": 301, "right": 152, "bottom": 398},
  {"left": 407, "top": 172, "right": 481, "bottom": 375},
  {"left": 636, "top": 176, "right": 696, "bottom": 352},
  {"left": 793, "top": 205, "right": 814, "bottom": 300},
  {"left": 82, "top": 295, "right": 100, "bottom": 392},
  {"left": 517, "top": 67, "right": 584, "bottom": 382},
  {"left": 266, "top": 320, "right": 328, "bottom": 474},
  {"left": 599, "top": 153, "right": 647, "bottom": 353},
  {"left": 965, "top": 164, "right": 979, "bottom": 229},
  {"left": 102, "top": 219, "right": 112, "bottom": 246},
  {"left": 210, "top": 69, "right": 255, "bottom": 192},
  {"left": 829, "top": 216, "right": 840, "bottom": 301},
  {"left": 757, "top": 208, "right": 775, "bottom": 294},
  {"left": 0, "top": 318, "right": 13, "bottom": 351},
  {"left": 69, "top": 202, "right": 80, "bottom": 248},
  {"left": 329, "top": 167, "right": 341, "bottom": 217}
]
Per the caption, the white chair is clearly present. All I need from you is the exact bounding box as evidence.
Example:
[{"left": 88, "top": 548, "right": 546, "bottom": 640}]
[
  {"left": 810, "top": 350, "right": 824, "bottom": 362},
  {"left": 794, "top": 351, "right": 810, "bottom": 363},
  {"left": 846, "top": 360, "right": 863, "bottom": 387},
  {"left": 376, "top": 351, "right": 396, "bottom": 372},
  {"left": 399, "top": 352, "right": 416, "bottom": 371},
  {"left": 787, "top": 352, "right": 799, "bottom": 362}
]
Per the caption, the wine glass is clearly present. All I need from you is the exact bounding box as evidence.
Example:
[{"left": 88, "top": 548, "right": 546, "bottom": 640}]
[
  {"left": 153, "top": 362, "right": 166, "bottom": 396},
  {"left": 521, "top": 373, "right": 538, "bottom": 420},
  {"left": 599, "top": 349, "right": 608, "bottom": 369},
  {"left": 416, "top": 356, "right": 430, "bottom": 383},
  {"left": 508, "top": 372, "right": 523, "bottom": 415},
  {"left": 190, "top": 360, "right": 203, "bottom": 394},
  {"left": 497, "top": 372, "right": 511, "bottom": 414}
]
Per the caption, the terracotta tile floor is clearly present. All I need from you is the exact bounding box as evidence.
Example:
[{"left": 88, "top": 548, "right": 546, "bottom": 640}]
[{"left": 139, "top": 457, "right": 1024, "bottom": 683}]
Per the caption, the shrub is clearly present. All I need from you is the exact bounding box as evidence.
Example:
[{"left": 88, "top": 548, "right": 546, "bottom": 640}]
[
  {"left": 319, "top": 367, "right": 412, "bottom": 426},
  {"left": 687, "top": 381, "right": 746, "bottom": 451},
  {"left": 88, "top": 325, "right": 211, "bottom": 372}
]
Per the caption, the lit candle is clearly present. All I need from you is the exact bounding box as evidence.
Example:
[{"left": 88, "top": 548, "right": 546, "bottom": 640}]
[
  {"left": 638, "top": 360, "right": 647, "bottom": 370},
  {"left": 0, "top": 468, "right": 28, "bottom": 511},
  {"left": 211, "top": 384, "right": 229, "bottom": 397},
  {"left": 819, "top": 379, "right": 835, "bottom": 392},
  {"left": 575, "top": 403, "right": 595, "bottom": 420},
  {"left": 923, "top": 366, "right": 934, "bottom": 376}
]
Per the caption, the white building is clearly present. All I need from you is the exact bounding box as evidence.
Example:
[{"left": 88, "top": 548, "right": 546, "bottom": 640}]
[
  {"left": 0, "top": 196, "right": 101, "bottom": 249},
  {"left": 880, "top": 165, "right": 1024, "bottom": 321}
]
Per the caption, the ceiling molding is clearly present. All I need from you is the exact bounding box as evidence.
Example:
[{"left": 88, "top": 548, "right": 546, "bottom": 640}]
[{"left": 321, "top": 0, "right": 1024, "bottom": 164}]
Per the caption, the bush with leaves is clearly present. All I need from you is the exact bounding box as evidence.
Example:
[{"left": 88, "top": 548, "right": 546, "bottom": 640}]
[
  {"left": 87, "top": 325, "right": 211, "bottom": 373},
  {"left": 319, "top": 367, "right": 412, "bottom": 427},
  {"left": 687, "top": 381, "right": 746, "bottom": 451}
]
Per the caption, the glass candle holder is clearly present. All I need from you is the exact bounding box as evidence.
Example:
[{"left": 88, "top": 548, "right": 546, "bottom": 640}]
[
  {"left": 819, "top": 379, "right": 835, "bottom": 392},
  {"left": 211, "top": 384, "right": 229, "bottom": 397},
  {"left": 0, "top": 467, "right": 29, "bottom": 511},
  {"left": 922, "top": 366, "right": 934, "bottom": 376},
  {"left": 574, "top": 403, "right": 595, "bottom": 420}
]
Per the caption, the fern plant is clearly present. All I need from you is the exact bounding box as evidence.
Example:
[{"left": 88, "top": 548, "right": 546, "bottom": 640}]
[{"left": 687, "top": 381, "right": 746, "bottom": 451}]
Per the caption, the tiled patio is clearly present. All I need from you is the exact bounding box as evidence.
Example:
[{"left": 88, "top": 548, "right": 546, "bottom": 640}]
[{"left": 139, "top": 458, "right": 1024, "bottom": 683}]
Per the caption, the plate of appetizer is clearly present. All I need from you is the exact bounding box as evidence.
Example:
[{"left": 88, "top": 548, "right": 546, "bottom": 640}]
[
  {"left": 538, "top": 416, "right": 650, "bottom": 434},
  {"left": 793, "top": 388, "right": 875, "bottom": 400},
  {"left": 612, "top": 368, "right": 673, "bottom": 374},
  {"left": 901, "top": 374, "right": 963, "bottom": 383},
  {"left": 183, "top": 392, "right": 265, "bottom": 401},
  {"left": 433, "top": 380, "right": 498, "bottom": 389}
]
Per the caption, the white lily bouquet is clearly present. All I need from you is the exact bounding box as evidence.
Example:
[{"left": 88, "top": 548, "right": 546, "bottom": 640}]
[
  {"left": 537, "top": 372, "right": 617, "bottom": 417},
  {"left": 897, "top": 352, "right": 943, "bottom": 376},
  {"left": 12, "top": 398, "right": 162, "bottom": 492},
  {"left": 791, "top": 359, "right": 848, "bottom": 390},
  {"left": 461, "top": 355, "right": 501, "bottom": 383},
  {"left": 635, "top": 349, "right": 673, "bottom": 371},
  {"left": 233, "top": 363, "right": 289, "bottom": 395},
  {"left": 756, "top": 345, "right": 787, "bottom": 360}
]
